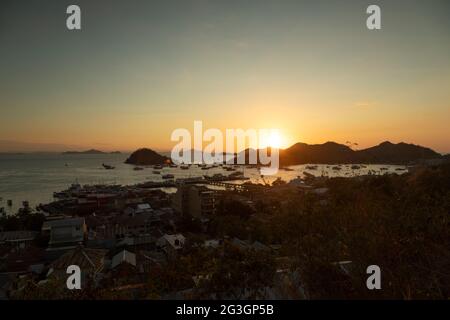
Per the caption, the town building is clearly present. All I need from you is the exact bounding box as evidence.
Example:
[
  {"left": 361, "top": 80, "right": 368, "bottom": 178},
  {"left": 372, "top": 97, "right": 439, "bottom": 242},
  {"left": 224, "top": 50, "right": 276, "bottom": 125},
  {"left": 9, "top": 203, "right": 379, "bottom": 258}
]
[
  {"left": 42, "top": 217, "right": 86, "bottom": 251},
  {"left": 0, "top": 231, "right": 38, "bottom": 250},
  {"left": 157, "top": 234, "right": 185, "bottom": 260},
  {"left": 171, "top": 185, "right": 215, "bottom": 218}
]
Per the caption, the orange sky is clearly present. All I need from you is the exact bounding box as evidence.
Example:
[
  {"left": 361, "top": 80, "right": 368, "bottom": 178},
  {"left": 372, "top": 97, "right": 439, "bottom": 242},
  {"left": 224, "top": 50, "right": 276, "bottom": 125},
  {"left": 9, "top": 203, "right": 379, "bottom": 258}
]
[{"left": 1, "top": 1, "right": 449, "bottom": 153}]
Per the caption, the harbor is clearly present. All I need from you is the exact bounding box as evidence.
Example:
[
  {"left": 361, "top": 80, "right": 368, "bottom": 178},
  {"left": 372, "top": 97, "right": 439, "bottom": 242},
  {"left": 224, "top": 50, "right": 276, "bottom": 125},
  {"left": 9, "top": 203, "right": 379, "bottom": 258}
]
[{"left": 0, "top": 151, "right": 410, "bottom": 216}]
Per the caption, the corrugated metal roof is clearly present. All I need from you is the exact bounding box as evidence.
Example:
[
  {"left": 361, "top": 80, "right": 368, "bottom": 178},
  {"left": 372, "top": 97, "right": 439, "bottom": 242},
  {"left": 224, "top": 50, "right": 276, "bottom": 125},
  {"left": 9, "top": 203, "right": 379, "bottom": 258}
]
[
  {"left": 51, "top": 247, "right": 107, "bottom": 273},
  {"left": 42, "top": 217, "right": 85, "bottom": 230},
  {"left": 111, "top": 250, "right": 136, "bottom": 269}
]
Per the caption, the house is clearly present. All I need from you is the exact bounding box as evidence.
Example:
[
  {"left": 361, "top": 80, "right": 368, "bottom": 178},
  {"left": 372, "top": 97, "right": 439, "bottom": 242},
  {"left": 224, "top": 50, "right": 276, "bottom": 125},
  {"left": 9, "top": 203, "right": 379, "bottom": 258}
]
[
  {"left": 85, "top": 215, "right": 109, "bottom": 234},
  {"left": 157, "top": 234, "right": 185, "bottom": 260},
  {"left": 0, "top": 246, "right": 46, "bottom": 273},
  {"left": 230, "top": 238, "right": 271, "bottom": 252},
  {"left": 113, "top": 212, "right": 161, "bottom": 236},
  {"left": 50, "top": 246, "right": 107, "bottom": 275},
  {"left": 136, "top": 203, "right": 152, "bottom": 214},
  {"left": 46, "top": 246, "right": 107, "bottom": 288},
  {"left": 0, "top": 231, "right": 38, "bottom": 250},
  {"left": 42, "top": 217, "right": 86, "bottom": 251},
  {"left": 111, "top": 250, "right": 136, "bottom": 269},
  {"left": 123, "top": 203, "right": 153, "bottom": 216}
]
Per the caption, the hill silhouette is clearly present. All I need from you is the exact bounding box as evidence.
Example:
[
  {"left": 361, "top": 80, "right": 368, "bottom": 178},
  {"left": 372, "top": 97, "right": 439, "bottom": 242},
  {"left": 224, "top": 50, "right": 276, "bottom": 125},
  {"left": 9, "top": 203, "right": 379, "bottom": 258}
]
[
  {"left": 355, "top": 141, "right": 440, "bottom": 163},
  {"left": 280, "top": 141, "right": 441, "bottom": 165},
  {"left": 231, "top": 141, "right": 442, "bottom": 165},
  {"left": 125, "top": 148, "right": 170, "bottom": 165}
]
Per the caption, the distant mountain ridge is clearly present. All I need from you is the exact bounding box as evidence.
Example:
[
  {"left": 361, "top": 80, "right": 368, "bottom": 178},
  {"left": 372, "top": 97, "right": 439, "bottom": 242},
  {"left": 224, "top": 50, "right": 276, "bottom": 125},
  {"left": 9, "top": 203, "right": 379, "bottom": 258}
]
[
  {"left": 231, "top": 141, "right": 442, "bottom": 165},
  {"left": 57, "top": 141, "right": 443, "bottom": 165},
  {"left": 0, "top": 140, "right": 83, "bottom": 153},
  {"left": 62, "top": 149, "right": 121, "bottom": 155},
  {"left": 279, "top": 141, "right": 442, "bottom": 165}
]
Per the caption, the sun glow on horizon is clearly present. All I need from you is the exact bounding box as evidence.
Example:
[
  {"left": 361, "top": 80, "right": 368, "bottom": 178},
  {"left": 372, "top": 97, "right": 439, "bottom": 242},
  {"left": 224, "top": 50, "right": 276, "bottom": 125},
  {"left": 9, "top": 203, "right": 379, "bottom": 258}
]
[{"left": 259, "top": 130, "right": 285, "bottom": 149}]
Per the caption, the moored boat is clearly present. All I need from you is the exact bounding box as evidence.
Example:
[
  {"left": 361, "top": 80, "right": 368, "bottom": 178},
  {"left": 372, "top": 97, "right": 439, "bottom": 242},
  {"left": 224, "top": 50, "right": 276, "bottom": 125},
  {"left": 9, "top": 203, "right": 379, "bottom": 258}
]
[{"left": 102, "top": 163, "right": 115, "bottom": 170}]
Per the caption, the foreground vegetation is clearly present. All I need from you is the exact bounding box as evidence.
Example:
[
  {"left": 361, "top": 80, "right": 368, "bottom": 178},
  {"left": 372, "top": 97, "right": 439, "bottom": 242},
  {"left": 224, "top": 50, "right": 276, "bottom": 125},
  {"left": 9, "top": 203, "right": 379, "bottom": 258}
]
[{"left": 270, "top": 163, "right": 450, "bottom": 299}]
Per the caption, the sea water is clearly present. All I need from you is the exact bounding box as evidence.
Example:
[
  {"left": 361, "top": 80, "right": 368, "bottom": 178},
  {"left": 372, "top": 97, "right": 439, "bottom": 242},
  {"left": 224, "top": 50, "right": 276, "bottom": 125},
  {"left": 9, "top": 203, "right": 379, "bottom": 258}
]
[{"left": 0, "top": 153, "right": 407, "bottom": 215}]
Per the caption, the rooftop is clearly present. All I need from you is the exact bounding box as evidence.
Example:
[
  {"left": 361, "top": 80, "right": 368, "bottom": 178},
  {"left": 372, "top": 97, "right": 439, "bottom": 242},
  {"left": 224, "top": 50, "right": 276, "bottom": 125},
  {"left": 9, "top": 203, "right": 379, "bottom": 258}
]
[
  {"left": 51, "top": 247, "right": 107, "bottom": 273},
  {"left": 42, "top": 217, "right": 85, "bottom": 230},
  {"left": 0, "top": 231, "right": 38, "bottom": 242},
  {"left": 111, "top": 250, "right": 136, "bottom": 269}
]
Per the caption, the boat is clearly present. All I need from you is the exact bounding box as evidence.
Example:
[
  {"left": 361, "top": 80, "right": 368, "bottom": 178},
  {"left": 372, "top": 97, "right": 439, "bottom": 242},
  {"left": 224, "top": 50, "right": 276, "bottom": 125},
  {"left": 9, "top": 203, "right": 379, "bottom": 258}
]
[
  {"left": 53, "top": 191, "right": 68, "bottom": 199},
  {"left": 306, "top": 165, "right": 318, "bottom": 170},
  {"left": 228, "top": 171, "right": 246, "bottom": 179},
  {"left": 162, "top": 174, "right": 174, "bottom": 179},
  {"left": 380, "top": 167, "right": 388, "bottom": 171},
  {"left": 332, "top": 166, "right": 341, "bottom": 171},
  {"left": 152, "top": 170, "right": 161, "bottom": 174},
  {"left": 102, "top": 163, "right": 115, "bottom": 170},
  {"left": 180, "top": 165, "right": 189, "bottom": 170},
  {"left": 351, "top": 165, "right": 361, "bottom": 170},
  {"left": 153, "top": 164, "right": 163, "bottom": 170},
  {"left": 176, "top": 177, "right": 204, "bottom": 184},
  {"left": 133, "top": 167, "right": 144, "bottom": 171},
  {"left": 53, "top": 183, "right": 82, "bottom": 199},
  {"left": 205, "top": 173, "right": 225, "bottom": 180},
  {"left": 281, "top": 167, "right": 294, "bottom": 171},
  {"left": 395, "top": 167, "right": 407, "bottom": 171},
  {"left": 169, "top": 164, "right": 178, "bottom": 168}
]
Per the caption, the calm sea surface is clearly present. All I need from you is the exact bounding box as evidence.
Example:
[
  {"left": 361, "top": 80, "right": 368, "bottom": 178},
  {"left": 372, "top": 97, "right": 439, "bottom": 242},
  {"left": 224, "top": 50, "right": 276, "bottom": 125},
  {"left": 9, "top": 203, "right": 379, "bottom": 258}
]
[{"left": 0, "top": 153, "right": 407, "bottom": 214}]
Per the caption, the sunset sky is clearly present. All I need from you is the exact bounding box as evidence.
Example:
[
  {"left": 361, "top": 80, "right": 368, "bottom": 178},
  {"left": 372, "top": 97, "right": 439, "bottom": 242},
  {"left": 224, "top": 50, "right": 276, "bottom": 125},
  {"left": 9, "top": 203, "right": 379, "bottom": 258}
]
[{"left": 1, "top": 0, "right": 449, "bottom": 153}]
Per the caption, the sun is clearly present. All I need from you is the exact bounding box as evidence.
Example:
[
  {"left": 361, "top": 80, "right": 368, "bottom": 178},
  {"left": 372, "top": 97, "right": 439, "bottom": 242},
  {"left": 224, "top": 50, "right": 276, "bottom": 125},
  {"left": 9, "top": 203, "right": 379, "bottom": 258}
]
[{"left": 263, "top": 130, "right": 283, "bottom": 149}]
